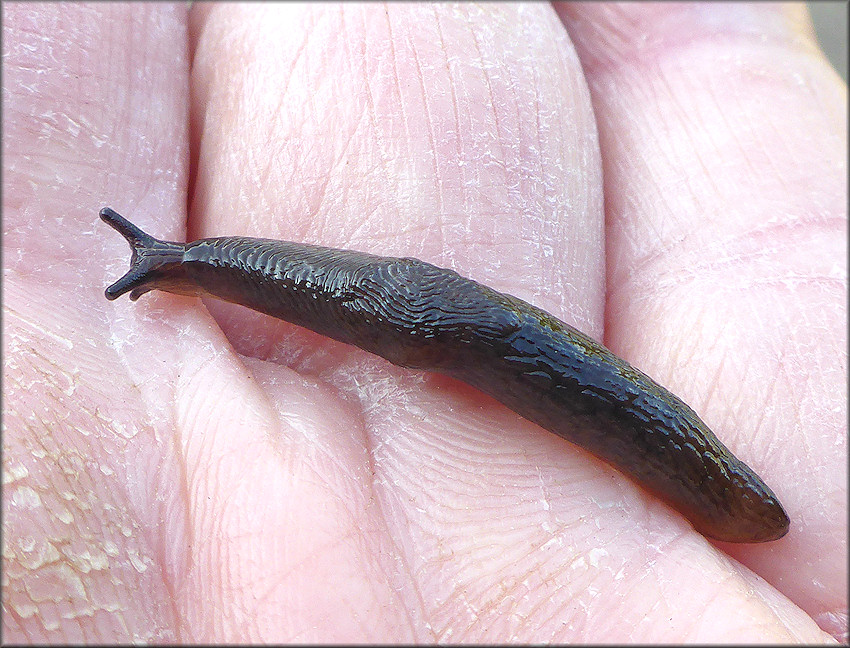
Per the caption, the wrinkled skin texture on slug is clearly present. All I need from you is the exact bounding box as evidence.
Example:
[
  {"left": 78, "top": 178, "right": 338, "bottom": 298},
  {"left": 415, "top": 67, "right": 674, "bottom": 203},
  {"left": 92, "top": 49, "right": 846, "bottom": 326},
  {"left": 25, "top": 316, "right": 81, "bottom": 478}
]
[
  {"left": 3, "top": 2, "right": 845, "bottom": 645},
  {"left": 102, "top": 213, "right": 789, "bottom": 543}
]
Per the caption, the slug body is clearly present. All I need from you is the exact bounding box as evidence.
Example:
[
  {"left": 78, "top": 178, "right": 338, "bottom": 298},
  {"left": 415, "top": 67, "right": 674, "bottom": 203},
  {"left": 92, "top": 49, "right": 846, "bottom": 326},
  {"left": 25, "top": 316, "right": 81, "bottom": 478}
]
[{"left": 100, "top": 207, "right": 789, "bottom": 543}]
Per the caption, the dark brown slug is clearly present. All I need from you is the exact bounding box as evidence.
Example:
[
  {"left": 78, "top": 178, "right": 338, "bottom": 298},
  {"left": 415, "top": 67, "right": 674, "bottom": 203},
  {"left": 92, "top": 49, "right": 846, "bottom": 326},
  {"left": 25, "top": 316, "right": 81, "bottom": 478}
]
[{"left": 100, "top": 207, "right": 789, "bottom": 543}]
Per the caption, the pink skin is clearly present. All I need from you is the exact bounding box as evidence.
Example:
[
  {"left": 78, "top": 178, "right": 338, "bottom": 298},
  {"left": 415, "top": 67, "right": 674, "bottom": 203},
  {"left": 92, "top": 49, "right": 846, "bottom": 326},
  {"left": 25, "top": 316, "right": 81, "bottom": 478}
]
[{"left": 2, "top": 2, "right": 845, "bottom": 643}]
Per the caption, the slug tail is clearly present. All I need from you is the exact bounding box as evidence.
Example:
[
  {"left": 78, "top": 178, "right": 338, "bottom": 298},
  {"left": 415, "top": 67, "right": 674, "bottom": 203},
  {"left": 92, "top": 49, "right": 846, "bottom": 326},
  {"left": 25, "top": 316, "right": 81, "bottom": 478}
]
[{"left": 100, "top": 207, "right": 186, "bottom": 301}]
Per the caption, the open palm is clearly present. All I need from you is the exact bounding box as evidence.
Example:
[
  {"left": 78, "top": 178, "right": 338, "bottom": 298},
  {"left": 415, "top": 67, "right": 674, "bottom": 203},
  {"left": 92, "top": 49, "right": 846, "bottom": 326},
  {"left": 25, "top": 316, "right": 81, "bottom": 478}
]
[{"left": 3, "top": 3, "right": 845, "bottom": 643}]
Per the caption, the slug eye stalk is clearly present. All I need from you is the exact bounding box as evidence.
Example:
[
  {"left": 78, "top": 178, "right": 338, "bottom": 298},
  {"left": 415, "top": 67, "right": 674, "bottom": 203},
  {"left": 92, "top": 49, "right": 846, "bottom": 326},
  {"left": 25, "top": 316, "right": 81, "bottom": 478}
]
[{"left": 100, "top": 207, "right": 186, "bottom": 301}]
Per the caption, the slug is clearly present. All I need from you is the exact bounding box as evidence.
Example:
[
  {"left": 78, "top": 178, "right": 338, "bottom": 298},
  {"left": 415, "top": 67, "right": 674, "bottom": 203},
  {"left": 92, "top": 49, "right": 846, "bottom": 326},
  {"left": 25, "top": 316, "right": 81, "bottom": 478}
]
[{"left": 100, "top": 207, "right": 789, "bottom": 543}]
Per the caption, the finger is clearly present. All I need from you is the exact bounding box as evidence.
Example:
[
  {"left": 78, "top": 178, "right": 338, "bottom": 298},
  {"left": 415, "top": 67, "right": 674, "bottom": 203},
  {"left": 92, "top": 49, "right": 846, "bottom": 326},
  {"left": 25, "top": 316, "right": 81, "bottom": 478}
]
[
  {"left": 556, "top": 1, "right": 846, "bottom": 639},
  {"left": 187, "top": 3, "right": 649, "bottom": 643},
  {"left": 190, "top": 2, "right": 604, "bottom": 343},
  {"left": 3, "top": 4, "right": 189, "bottom": 643}
]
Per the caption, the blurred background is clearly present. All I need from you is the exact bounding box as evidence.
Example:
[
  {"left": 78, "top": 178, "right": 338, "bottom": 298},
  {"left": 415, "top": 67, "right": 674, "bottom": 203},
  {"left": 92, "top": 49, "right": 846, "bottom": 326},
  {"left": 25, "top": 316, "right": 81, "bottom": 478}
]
[{"left": 808, "top": 1, "right": 847, "bottom": 81}]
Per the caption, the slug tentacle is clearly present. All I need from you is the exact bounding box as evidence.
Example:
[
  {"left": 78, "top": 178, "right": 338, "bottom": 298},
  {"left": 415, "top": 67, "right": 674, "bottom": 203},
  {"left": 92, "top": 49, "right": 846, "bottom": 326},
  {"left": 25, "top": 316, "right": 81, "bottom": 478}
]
[
  {"left": 100, "top": 207, "right": 790, "bottom": 543},
  {"left": 100, "top": 207, "right": 187, "bottom": 301}
]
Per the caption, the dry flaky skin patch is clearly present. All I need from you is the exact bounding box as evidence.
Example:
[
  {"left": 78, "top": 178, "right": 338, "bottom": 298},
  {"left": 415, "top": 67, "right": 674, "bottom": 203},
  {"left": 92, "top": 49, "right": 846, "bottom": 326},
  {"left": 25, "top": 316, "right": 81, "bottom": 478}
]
[{"left": 2, "top": 295, "right": 176, "bottom": 643}]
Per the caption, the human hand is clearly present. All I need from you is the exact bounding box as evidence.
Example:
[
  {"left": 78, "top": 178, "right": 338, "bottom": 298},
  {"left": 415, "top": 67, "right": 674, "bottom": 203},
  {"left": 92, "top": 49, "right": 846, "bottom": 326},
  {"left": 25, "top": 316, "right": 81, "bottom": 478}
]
[{"left": 3, "top": 3, "right": 845, "bottom": 642}]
